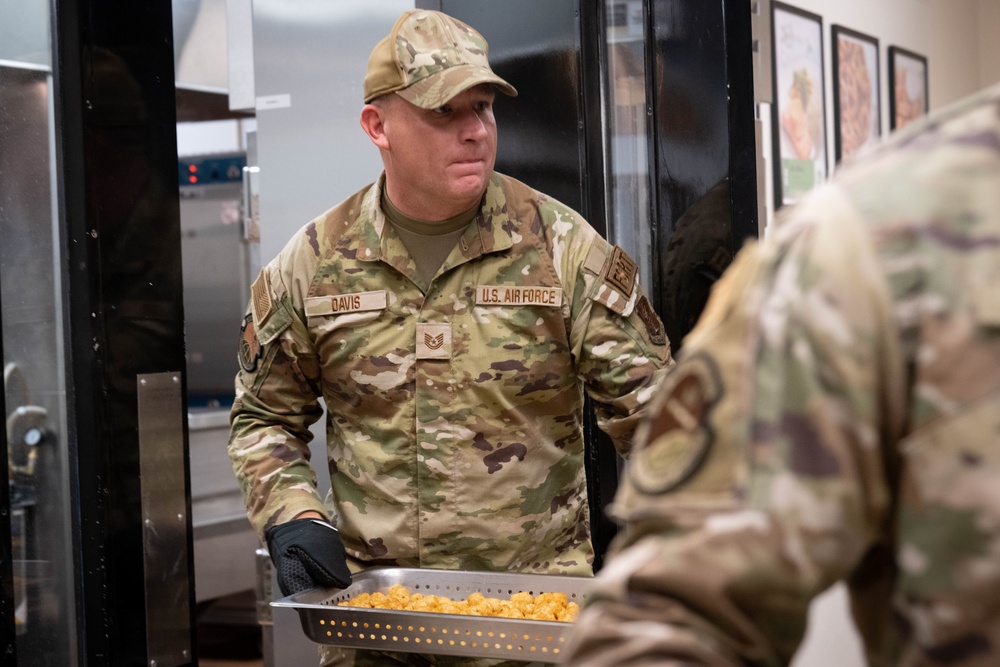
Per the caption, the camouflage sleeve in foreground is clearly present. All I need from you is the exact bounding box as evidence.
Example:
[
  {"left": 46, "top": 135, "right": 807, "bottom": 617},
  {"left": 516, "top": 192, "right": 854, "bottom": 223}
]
[{"left": 562, "top": 181, "right": 909, "bottom": 666}]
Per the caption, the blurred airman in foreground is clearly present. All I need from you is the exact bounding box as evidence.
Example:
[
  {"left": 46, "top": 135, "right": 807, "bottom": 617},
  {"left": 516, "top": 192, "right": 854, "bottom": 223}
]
[{"left": 564, "top": 82, "right": 1000, "bottom": 666}]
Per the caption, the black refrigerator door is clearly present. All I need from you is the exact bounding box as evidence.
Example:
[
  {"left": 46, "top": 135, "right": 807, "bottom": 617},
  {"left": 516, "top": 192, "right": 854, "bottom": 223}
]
[{"left": 648, "top": 0, "right": 758, "bottom": 348}]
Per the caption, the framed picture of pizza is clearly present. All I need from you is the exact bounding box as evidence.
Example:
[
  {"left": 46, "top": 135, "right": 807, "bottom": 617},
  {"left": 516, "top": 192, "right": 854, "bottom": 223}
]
[
  {"left": 771, "top": 2, "right": 827, "bottom": 208},
  {"left": 889, "top": 46, "right": 929, "bottom": 130},
  {"left": 832, "top": 25, "right": 880, "bottom": 163}
]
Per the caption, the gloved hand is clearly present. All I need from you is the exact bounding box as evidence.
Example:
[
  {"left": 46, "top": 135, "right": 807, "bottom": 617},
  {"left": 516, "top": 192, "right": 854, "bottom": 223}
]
[{"left": 265, "top": 518, "right": 352, "bottom": 596}]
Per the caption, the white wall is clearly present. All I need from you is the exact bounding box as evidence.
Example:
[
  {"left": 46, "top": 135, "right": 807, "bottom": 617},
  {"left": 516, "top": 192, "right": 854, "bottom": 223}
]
[
  {"left": 931, "top": 0, "right": 1000, "bottom": 107},
  {"left": 978, "top": 0, "right": 1000, "bottom": 91},
  {"left": 930, "top": 0, "right": 982, "bottom": 108}
]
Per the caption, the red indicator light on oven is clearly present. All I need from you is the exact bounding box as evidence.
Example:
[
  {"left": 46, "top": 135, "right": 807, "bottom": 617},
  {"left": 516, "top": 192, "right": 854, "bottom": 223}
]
[
  {"left": 189, "top": 175, "right": 198, "bottom": 183},
  {"left": 188, "top": 164, "right": 197, "bottom": 173}
]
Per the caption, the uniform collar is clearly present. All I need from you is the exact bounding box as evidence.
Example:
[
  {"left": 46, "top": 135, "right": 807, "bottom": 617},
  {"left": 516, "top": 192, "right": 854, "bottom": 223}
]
[{"left": 352, "top": 172, "right": 515, "bottom": 264}]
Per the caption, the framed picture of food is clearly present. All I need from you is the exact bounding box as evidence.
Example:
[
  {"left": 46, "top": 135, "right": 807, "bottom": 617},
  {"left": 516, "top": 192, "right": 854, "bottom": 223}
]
[
  {"left": 771, "top": 2, "right": 827, "bottom": 208},
  {"left": 832, "top": 26, "right": 880, "bottom": 163},
  {"left": 889, "top": 46, "right": 929, "bottom": 130}
]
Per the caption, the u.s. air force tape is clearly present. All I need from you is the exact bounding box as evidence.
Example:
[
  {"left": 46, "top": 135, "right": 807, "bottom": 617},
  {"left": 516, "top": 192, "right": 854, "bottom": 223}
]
[{"left": 629, "top": 353, "right": 722, "bottom": 494}]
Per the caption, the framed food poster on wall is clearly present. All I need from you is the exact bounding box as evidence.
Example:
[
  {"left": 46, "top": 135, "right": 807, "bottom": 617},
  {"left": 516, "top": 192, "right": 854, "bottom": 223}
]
[
  {"left": 832, "top": 25, "right": 880, "bottom": 163},
  {"left": 771, "top": 3, "right": 827, "bottom": 208},
  {"left": 889, "top": 46, "right": 929, "bottom": 130}
]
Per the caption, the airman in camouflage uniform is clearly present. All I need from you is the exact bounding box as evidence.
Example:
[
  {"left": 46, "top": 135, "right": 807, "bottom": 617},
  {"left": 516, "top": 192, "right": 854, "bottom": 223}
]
[
  {"left": 233, "top": 170, "right": 669, "bottom": 570},
  {"left": 563, "top": 83, "right": 1000, "bottom": 666},
  {"left": 228, "top": 9, "right": 671, "bottom": 667}
]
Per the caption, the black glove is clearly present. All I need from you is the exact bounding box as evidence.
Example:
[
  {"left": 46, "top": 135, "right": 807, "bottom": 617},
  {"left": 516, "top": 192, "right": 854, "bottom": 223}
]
[{"left": 265, "top": 518, "right": 352, "bottom": 596}]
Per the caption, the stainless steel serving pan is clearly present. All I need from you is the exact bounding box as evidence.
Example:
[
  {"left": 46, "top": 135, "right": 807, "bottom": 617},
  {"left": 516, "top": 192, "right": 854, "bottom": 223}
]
[{"left": 272, "top": 566, "right": 593, "bottom": 662}]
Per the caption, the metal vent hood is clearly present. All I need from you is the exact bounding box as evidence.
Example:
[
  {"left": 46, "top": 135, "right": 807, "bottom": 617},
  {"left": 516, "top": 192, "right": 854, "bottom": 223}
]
[{"left": 173, "top": 0, "right": 254, "bottom": 121}]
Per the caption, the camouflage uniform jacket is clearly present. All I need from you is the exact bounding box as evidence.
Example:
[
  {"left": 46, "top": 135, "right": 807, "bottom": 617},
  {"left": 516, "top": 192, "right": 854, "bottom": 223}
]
[
  {"left": 229, "top": 171, "right": 671, "bottom": 576},
  {"left": 564, "top": 84, "right": 1000, "bottom": 665}
]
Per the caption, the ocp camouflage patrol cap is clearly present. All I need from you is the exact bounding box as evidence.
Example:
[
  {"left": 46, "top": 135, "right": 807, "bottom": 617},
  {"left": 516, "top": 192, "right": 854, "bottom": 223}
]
[{"left": 363, "top": 9, "right": 518, "bottom": 109}]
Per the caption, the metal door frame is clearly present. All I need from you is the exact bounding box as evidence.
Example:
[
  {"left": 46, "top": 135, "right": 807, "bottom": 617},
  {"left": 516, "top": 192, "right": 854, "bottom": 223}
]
[{"left": 52, "top": 0, "right": 195, "bottom": 664}]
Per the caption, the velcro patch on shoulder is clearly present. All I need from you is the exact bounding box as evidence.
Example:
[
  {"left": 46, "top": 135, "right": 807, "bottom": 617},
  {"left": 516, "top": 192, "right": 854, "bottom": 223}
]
[
  {"left": 630, "top": 353, "right": 722, "bottom": 494},
  {"left": 604, "top": 245, "right": 638, "bottom": 297},
  {"left": 635, "top": 295, "right": 666, "bottom": 346},
  {"left": 584, "top": 237, "right": 611, "bottom": 275},
  {"left": 588, "top": 244, "right": 640, "bottom": 316},
  {"left": 251, "top": 270, "right": 274, "bottom": 326},
  {"left": 238, "top": 313, "right": 263, "bottom": 373},
  {"left": 255, "top": 297, "right": 293, "bottom": 345}
]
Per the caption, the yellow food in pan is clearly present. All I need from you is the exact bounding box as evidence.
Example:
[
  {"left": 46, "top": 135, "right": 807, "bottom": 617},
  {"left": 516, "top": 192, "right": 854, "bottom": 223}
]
[{"left": 338, "top": 584, "right": 580, "bottom": 622}]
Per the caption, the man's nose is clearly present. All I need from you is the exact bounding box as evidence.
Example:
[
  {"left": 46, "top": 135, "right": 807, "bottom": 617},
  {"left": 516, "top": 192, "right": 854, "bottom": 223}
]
[{"left": 459, "top": 110, "right": 489, "bottom": 141}]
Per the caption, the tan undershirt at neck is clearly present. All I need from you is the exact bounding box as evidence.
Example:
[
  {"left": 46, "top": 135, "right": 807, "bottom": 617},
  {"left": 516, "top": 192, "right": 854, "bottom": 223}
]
[{"left": 382, "top": 192, "right": 478, "bottom": 284}]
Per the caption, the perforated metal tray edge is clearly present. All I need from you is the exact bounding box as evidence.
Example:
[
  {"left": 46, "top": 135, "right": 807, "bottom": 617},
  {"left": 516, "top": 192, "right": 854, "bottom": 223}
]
[{"left": 272, "top": 567, "right": 592, "bottom": 661}]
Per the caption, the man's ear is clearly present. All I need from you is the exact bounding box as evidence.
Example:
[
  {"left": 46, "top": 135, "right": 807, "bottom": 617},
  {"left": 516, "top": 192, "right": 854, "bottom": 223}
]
[{"left": 360, "top": 104, "right": 390, "bottom": 150}]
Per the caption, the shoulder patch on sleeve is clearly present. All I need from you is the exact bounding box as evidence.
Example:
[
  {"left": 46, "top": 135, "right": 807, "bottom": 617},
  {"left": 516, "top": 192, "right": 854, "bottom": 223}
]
[
  {"left": 587, "top": 244, "right": 640, "bottom": 316},
  {"left": 251, "top": 270, "right": 274, "bottom": 326},
  {"left": 630, "top": 353, "right": 722, "bottom": 495},
  {"left": 605, "top": 246, "right": 638, "bottom": 297},
  {"left": 238, "top": 313, "right": 263, "bottom": 373},
  {"left": 635, "top": 295, "right": 667, "bottom": 346}
]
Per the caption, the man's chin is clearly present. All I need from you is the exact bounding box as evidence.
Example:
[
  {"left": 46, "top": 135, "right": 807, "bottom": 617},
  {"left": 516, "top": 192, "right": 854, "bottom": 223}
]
[{"left": 448, "top": 175, "right": 490, "bottom": 201}]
